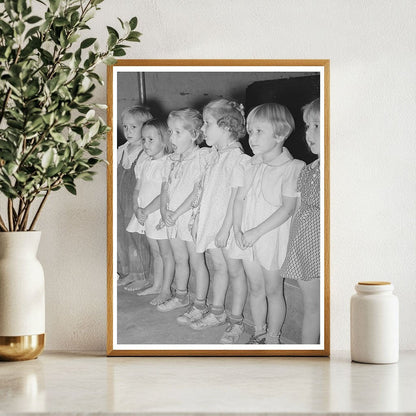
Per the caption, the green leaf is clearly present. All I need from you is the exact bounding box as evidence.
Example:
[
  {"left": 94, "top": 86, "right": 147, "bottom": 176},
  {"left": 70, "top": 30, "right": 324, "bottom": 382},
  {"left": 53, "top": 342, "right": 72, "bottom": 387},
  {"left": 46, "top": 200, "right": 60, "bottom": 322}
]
[
  {"left": 70, "top": 11, "right": 80, "bottom": 26},
  {"left": 88, "top": 121, "right": 100, "bottom": 138},
  {"left": 68, "top": 33, "right": 80, "bottom": 44},
  {"left": 129, "top": 16, "right": 138, "bottom": 30},
  {"left": 113, "top": 47, "right": 126, "bottom": 57},
  {"left": 106, "top": 26, "right": 119, "bottom": 39},
  {"left": 5, "top": 162, "right": 18, "bottom": 176},
  {"left": 87, "top": 147, "right": 102, "bottom": 156},
  {"left": 24, "top": 83, "right": 39, "bottom": 98},
  {"left": 26, "top": 117, "right": 44, "bottom": 133},
  {"left": 54, "top": 17, "right": 69, "bottom": 27},
  {"left": 50, "top": 131, "right": 67, "bottom": 143},
  {"left": 80, "top": 37, "right": 96, "bottom": 49},
  {"left": 126, "top": 33, "right": 141, "bottom": 42},
  {"left": 107, "top": 33, "right": 117, "bottom": 49},
  {"left": 85, "top": 109, "right": 95, "bottom": 120},
  {"left": 49, "top": 0, "right": 60, "bottom": 13},
  {"left": 4, "top": 1, "right": 16, "bottom": 19},
  {"left": 26, "top": 15, "right": 42, "bottom": 24},
  {"left": 17, "top": 0, "right": 26, "bottom": 13},
  {"left": 0, "top": 20, "right": 13, "bottom": 35},
  {"left": 25, "top": 25, "right": 40, "bottom": 39},
  {"left": 14, "top": 171, "right": 28, "bottom": 182},
  {"left": 41, "top": 148, "right": 54, "bottom": 169},
  {"left": 103, "top": 56, "right": 117, "bottom": 65},
  {"left": 16, "top": 21, "right": 25, "bottom": 35},
  {"left": 116, "top": 17, "right": 125, "bottom": 29},
  {"left": 45, "top": 165, "right": 62, "bottom": 177},
  {"left": 64, "top": 183, "right": 76, "bottom": 195},
  {"left": 78, "top": 171, "right": 95, "bottom": 181}
]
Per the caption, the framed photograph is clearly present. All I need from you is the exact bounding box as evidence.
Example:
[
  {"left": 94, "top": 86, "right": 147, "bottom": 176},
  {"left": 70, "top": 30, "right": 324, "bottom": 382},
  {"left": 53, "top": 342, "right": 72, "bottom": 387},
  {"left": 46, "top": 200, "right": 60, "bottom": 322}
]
[{"left": 107, "top": 60, "right": 330, "bottom": 356}]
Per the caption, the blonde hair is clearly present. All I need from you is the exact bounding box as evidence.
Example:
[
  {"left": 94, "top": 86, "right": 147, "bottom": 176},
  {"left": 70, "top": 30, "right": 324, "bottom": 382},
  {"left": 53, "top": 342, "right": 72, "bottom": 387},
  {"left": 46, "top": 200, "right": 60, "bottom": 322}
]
[
  {"left": 168, "top": 108, "right": 204, "bottom": 144},
  {"left": 302, "top": 98, "right": 320, "bottom": 122},
  {"left": 142, "top": 118, "right": 173, "bottom": 154},
  {"left": 121, "top": 105, "right": 152, "bottom": 124},
  {"left": 247, "top": 103, "right": 295, "bottom": 140},
  {"left": 203, "top": 99, "right": 246, "bottom": 141}
]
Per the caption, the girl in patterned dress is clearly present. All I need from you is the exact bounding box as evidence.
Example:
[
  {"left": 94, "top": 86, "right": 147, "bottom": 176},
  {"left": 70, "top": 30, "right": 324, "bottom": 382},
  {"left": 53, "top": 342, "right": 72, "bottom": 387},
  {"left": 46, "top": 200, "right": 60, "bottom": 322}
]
[
  {"left": 230, "top": 103, "right": 305, "bottom": 344},
  {"left": 126, "top": 119, "right": 175, "bottom": 305},
  {"left": 156, "top": 109, "right": 210, "bottom": 311},
  {"left": 281, "top": 98, "right": 321, "bottom": 344},
  {"left": 179, "top": 99, "right": 249, "bottom": 344},
  {"left": 117, "top": 106, "right": 152, "bottom": 291}
]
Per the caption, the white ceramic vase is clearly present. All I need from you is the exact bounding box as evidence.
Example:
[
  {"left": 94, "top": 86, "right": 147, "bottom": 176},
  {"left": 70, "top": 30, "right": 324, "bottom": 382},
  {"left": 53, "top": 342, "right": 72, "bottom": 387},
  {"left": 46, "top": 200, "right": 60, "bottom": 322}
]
[{"left": 0, "top": 231, "right": 45, "bottom": 360}]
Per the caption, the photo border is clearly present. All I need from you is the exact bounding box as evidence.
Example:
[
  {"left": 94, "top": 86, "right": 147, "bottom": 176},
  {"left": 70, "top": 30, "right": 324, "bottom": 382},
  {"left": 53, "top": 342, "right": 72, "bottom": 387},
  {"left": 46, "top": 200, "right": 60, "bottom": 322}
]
[{"left": 107, "top": 59, "right": 330, "bottom": 357}]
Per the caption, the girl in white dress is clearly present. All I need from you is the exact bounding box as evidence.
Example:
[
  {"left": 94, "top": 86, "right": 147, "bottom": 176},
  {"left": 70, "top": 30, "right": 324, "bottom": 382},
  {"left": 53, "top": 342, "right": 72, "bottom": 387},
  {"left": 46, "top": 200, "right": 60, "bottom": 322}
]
[
  {"left": 181, "top": 99, "right": 249, "bottom": 345},
  {"left": 230, "top": 103, "right": 305, "bottom": 344},
  {"left": 127, "top": 119, "right": 175, "bottom": 306},
  {"left": 156, "top": 109, "right": 210, "bottom": 312}
]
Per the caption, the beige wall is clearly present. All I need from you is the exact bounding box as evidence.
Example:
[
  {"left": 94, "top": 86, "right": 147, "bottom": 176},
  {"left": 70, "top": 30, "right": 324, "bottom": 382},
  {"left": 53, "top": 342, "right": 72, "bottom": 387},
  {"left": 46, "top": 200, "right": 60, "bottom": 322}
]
[{"left": 28, "top": 0, "right": 416, "bottom": 351}]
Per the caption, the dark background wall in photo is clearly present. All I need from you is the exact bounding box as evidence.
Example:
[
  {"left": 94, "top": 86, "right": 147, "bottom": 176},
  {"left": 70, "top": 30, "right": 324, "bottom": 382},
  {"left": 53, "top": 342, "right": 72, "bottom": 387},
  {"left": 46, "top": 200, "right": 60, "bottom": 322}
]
[{"left": 117, "top": 71, "right": 319, "bottom": 165}]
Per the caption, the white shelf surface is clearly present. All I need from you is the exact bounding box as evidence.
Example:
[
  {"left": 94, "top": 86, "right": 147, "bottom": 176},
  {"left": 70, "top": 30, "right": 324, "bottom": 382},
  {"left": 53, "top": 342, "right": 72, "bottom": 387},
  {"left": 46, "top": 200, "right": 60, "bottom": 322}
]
[{"left": 0, "top": 350, "right": 415, "bottom": 415}]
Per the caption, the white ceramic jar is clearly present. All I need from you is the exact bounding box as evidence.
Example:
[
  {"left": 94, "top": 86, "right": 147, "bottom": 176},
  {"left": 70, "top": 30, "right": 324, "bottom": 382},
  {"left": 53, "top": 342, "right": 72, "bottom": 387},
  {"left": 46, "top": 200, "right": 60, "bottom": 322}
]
[{"left": 350, "top": 281, "right": 399, "bottom": 364}]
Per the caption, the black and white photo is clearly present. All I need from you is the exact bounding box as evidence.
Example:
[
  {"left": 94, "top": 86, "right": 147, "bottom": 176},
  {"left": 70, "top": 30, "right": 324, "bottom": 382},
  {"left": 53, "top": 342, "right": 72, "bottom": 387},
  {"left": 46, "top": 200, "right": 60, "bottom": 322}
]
[{"left": 107, "top": 60, "right": 329, "bottom": 356}]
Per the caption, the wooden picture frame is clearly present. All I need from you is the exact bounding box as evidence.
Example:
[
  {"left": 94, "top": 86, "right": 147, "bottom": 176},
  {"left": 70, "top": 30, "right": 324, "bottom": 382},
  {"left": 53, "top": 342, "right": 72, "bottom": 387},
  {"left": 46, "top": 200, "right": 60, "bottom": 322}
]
[{"left": 107, "top": 60, "right": 330, "bottom": 356}]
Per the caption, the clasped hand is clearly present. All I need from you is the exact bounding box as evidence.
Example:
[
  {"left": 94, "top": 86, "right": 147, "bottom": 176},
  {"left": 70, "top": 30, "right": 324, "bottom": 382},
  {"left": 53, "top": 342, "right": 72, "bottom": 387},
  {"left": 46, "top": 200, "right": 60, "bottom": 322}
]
[
  {"left": 164, "top": 210, "right": 178, "bottom": 227},
  {"left": 215, "top": 227, "right": 230, "bottom": 248},
  {"left": 234, "top": 228, "right": 260, "bottom": 249},
  {"left": 135, "top": 207, "right": 147, "bottom": 225}
]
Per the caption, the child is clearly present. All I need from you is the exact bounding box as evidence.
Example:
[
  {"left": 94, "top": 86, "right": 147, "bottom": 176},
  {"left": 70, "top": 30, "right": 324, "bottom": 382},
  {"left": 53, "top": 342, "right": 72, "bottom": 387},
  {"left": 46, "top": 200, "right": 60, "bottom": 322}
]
[
  {"left": 117, "top": 106, "right": 152, "bottom": 291},
  {"left": 185, "top": 99, "right": 249, "bottom": 345},
  {"left": 230, "top": 103, "right": 305, "bottom": 344},
  {"left": 156, "top": 108, "right": 210, "bottom": 312},
  {"left": 126, "top": 119, "right": 175, "bottom": 306},
  {"left": 281, "top": 98, "right": 321, "bottom": 344}
]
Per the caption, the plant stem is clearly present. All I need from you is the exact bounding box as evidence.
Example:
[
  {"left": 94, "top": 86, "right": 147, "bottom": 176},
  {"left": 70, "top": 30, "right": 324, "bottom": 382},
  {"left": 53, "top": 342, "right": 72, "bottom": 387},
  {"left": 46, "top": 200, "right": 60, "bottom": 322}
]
[
  {"left": 15, "top": 199, "right": 28, "bottom": 231},
  {"left": 7, "top": 199, "right": 14, "bottom": 231},
  {"left": 29, "top": 190, "right": 50, "bottom": 231},
  {"left": 0, "top": 214, "right": 8, "bottom": 231},
  {"left": 14, "top": 199, "right": 23, "bottom": 230},
  {"left": 20, "top": 200, "right": 33, "bottom": 231}
]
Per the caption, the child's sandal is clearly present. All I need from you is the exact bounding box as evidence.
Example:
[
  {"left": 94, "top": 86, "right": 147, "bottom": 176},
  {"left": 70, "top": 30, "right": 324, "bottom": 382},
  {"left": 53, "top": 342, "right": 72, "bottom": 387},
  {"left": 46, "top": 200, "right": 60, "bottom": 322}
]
[{"left": 246, "top": 332, "right": 267, "bottom": 344}]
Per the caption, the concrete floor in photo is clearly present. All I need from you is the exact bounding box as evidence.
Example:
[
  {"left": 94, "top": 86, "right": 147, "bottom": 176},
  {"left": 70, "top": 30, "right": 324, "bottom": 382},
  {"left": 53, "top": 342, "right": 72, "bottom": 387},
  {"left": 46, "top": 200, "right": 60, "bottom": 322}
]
[{"left": 117, "top": 285, "right": 252, "bottom": 345}]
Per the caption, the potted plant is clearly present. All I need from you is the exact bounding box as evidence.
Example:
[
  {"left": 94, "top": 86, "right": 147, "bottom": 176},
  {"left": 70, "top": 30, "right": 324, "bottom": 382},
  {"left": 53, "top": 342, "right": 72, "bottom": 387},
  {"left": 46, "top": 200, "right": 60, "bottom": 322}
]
[{"left": 0, "top": 0, "right": 140, "bottom": 360}]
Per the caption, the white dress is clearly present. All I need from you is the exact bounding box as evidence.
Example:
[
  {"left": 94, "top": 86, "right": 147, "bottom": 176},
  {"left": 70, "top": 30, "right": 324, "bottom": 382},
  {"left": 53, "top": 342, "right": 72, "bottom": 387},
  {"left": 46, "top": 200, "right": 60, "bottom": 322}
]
[
  {"left": 229, "top": 148, "right": 305, "bottom": 271},
  {"left": 126, "top": 155, "right": 167, "bottom": 240},
  {"left": 162, "top": 146, "right": 209, "bottom": 242},
  {"left": 195, "top": 143, "right": 250, "bottom": 253}
]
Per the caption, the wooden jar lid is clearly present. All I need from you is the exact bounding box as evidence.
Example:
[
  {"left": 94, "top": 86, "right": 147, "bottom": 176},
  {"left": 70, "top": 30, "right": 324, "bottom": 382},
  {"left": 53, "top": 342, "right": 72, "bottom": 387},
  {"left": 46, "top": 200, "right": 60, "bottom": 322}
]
[{"left": 358, "top": 281, "right": 391, "bottom": 285}]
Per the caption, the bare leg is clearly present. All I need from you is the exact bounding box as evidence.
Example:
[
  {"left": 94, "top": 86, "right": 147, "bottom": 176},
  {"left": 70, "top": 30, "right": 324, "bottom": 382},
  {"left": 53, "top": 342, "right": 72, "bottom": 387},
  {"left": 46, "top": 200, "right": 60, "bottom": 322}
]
[
  {"left": 186, "top": 240, "right": 209, "bottom": 302},
  {"left": 124, "top": 234, "right": 151, "bottom": 291},
  {"left": 298, "top": 278, "right": 321, "bottom": 344},
  {"left": 169, "top": 238, "right": 190, "bottom": 292},
  {"left": 243, "top": 260, "right": 266, "bottom": 335},
  {"left": 263, "top": 268, "right": 286, "bottom": 338},
  {"left": 223, "top": 249, "right": 247, "bottom": 317},
  {"left": 156, "top": 239, "right": 175, "bottom": 304},
  {"left": 138, "top": 238, "right": 162, "bottom": 297},
  {"left": 209, "top": 248, "right": 229, "bottom": 308}
]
